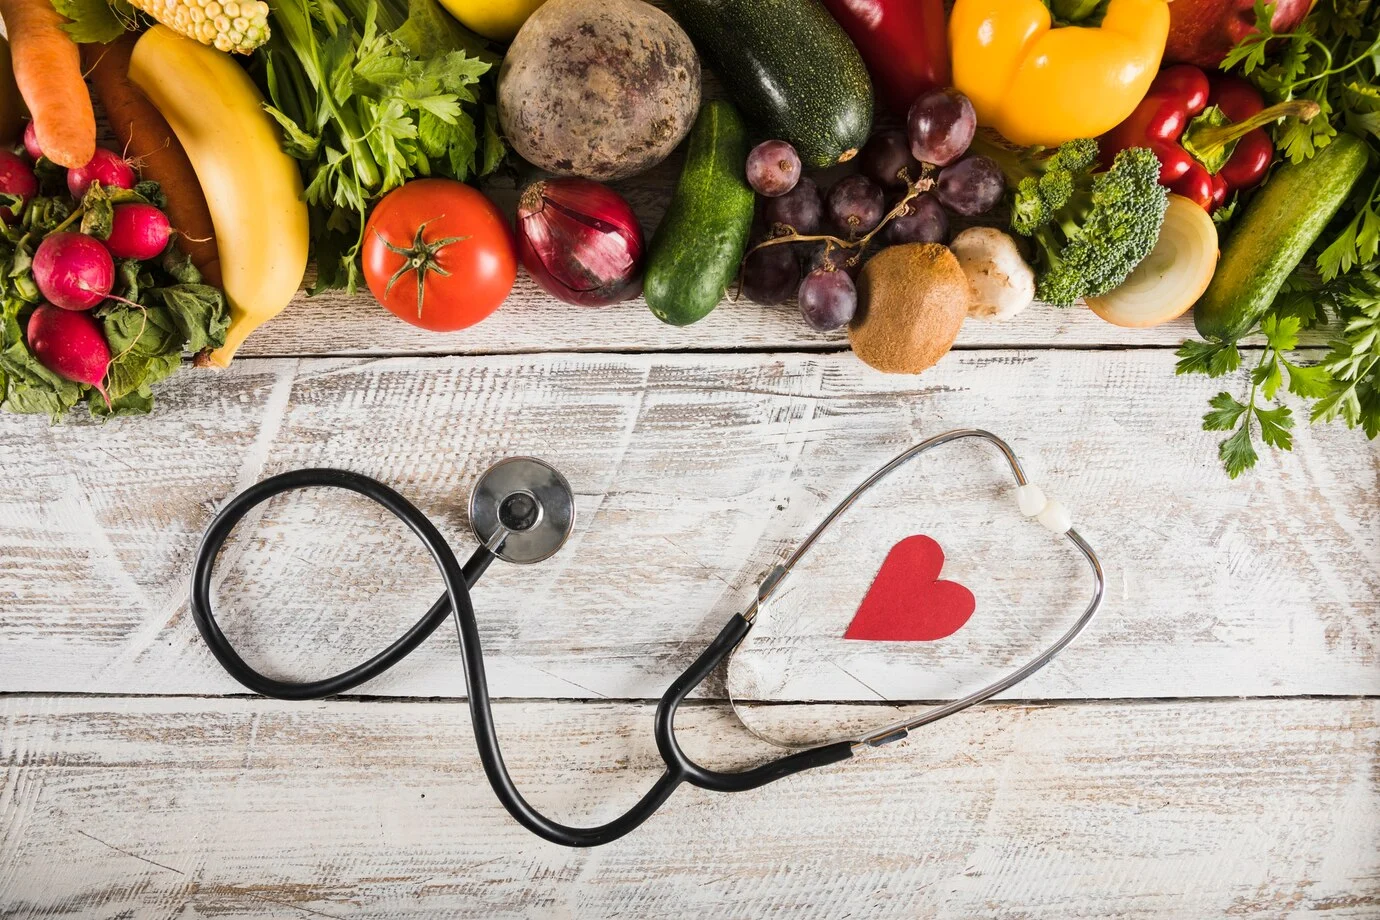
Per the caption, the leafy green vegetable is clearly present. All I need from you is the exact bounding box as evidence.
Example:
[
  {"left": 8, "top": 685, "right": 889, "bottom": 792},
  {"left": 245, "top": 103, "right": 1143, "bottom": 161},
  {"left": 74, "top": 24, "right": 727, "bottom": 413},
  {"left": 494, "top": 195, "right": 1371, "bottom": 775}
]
[
  {"left": 979, "top": 137, "right": 1169, "bottom": 306},
  {"left": 1177, "top": 0, "right": 1380, "bottom": 476},
  {"left": 256, "top": 0, "right": 505, "bottom": 292},
  {"left": 52, "top": 0, "right": 137, "bottom": 45},
  {"left": 0, "top": 178, "right": 229, "bottom": 420}
]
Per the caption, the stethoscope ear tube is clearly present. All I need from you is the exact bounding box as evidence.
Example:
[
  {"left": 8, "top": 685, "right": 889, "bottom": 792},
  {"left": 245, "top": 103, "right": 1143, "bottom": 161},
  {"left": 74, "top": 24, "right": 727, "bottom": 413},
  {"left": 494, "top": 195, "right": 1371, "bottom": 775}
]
[{"left": 730, "top": 429, "right": 1106, "bottom": 751}]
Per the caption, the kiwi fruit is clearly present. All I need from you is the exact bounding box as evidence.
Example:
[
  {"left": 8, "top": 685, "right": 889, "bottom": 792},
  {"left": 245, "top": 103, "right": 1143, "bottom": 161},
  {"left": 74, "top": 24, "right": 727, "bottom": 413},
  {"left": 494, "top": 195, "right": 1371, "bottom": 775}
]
[{"left": 849, "top": 243, "right": 970, "bottom": 374}]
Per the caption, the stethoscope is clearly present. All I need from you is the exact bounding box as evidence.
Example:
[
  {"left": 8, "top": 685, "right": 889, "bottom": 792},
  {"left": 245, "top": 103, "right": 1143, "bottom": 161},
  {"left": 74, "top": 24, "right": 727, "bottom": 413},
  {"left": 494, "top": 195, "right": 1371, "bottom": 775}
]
[{"left": 190, "top": 429, "right": 1104, "bottom": 848}]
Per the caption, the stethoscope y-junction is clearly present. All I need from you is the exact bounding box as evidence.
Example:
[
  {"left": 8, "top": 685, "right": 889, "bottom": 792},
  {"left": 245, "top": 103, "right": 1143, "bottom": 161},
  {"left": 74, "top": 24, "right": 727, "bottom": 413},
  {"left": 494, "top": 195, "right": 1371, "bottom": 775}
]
[{"left": 190, "top": 429, "right": 1104, "bottom": 847}]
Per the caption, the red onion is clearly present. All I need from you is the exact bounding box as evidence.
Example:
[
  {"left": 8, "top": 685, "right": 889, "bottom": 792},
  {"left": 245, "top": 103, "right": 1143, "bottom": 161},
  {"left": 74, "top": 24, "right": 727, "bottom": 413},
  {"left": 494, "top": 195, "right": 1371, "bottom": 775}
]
[{"left": 516, "top": 178, "right": 644, "bottom": 306}]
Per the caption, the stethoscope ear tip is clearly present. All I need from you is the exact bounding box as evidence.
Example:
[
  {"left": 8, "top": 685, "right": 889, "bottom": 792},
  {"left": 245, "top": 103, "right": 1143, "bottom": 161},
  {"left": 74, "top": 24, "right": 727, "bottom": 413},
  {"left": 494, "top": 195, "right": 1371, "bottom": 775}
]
[{"left": 469, "top": 457, "right": 576, "bottom": 565}]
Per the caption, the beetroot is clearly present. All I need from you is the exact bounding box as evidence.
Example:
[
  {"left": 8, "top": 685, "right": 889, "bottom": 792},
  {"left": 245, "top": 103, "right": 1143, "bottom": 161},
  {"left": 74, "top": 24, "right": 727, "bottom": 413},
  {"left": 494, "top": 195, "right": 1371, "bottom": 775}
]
[
  {"left": 22, "top": 122, "right": 42, "bottom": 161},
  {"left": 66, "top": 148, "right": 136, "bottom": 200},
  {"left": 105, "top": 204, "right": 172, "bottom": 260},
  {"left": 32, "top": 232, "right": 115, "bottom": 311},
  {"left": 27, "top": 304, "right": 112, "bottom": 403},
  {"left": 0, "top": 150, "right": 38, "bottom": 222}
]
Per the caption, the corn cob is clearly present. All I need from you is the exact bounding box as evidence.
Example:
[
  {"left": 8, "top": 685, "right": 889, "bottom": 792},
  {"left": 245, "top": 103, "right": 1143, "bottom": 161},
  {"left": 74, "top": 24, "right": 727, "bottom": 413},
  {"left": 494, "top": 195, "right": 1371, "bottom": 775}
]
[{"left": 127, "top": 0, "right": 271, "bottom": 54}]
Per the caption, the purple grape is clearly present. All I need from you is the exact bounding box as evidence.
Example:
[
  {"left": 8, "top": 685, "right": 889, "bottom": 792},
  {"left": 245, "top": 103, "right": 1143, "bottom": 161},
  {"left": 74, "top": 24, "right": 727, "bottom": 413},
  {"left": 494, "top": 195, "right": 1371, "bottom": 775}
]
[
  {"left": 935, "top": 155, "right": 1005, "bottom": 216},
  {"left": 908, "top": 89, "right": 977, "bottom": 167},
  {"left": 860, "top": 130, "right": 922, "bottom": 191},
  {"left": 746, "top": 140, "right": 802, "bottom": 197},
  {"left": 742, "top": 243, "right": 801, "bottom": 305},
  {"left": 762, "top": 176, "right": 822, "bottom": 235},
  {"left": 826, "top": 175, "right": 885, "bottom": 240},
  {"left": 798, "top": 268, "right": 857, "bottom": 332},
  {"left": 883, "top": 192, "right": 948, "bottom": 245},
  {"left": 807, "top": 243, "right": 863, "bottom": 279}
]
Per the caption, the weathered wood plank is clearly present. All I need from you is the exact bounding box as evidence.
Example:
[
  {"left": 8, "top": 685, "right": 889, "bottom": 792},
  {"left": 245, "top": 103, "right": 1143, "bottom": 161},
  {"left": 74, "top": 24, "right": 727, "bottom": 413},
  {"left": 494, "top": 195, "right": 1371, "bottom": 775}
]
[
  {"left": 0, "top": 351, "right": 1374, "bottom": 700},
  {"left": 1, "top": 696, "right": 1376, "bottom": 919}
]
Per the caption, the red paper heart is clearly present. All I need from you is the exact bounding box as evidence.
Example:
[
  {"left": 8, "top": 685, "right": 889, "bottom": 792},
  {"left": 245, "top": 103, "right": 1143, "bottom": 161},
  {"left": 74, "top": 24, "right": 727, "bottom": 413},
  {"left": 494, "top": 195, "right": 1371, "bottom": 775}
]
[{"left": 844, "top": 535, "right": 976, "bottom": 641}]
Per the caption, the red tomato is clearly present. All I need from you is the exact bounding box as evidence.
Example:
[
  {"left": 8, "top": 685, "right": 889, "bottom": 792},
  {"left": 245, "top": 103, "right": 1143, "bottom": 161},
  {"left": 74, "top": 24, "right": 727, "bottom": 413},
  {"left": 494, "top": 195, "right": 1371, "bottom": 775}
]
[{"left": 363, "top": 179, "right": 517, "bottom": 332}]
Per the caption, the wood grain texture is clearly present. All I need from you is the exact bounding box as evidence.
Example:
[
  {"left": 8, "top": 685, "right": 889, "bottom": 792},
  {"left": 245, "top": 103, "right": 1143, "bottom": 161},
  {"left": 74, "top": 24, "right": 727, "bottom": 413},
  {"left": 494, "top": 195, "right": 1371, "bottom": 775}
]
[
  {"left": 0, "top": 351, "right": 1374, "bottom": 701},
  {"left": 1, "top": 696, "right": 1376, "bottom": 919}
]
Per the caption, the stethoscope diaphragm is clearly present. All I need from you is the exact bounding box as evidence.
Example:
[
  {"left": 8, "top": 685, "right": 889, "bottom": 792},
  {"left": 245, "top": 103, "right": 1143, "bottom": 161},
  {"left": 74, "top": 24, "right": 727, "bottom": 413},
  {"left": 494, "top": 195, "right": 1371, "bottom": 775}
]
[{"left": 468, "top": 456, "right": 576, "bottom": 564}]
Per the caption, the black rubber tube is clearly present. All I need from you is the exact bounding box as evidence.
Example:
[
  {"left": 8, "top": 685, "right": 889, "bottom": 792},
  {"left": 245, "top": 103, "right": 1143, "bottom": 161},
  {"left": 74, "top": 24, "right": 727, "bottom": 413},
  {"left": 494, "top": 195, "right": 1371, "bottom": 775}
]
[{"left": 189, "top": 468, "right": 852, "bottom": 847}]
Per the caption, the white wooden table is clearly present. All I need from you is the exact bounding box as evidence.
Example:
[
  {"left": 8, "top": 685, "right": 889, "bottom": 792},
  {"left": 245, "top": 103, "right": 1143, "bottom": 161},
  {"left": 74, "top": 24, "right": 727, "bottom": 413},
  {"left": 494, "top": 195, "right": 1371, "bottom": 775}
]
[{"left": 2, "top": 159, "right": 1378, "bottom": 918}]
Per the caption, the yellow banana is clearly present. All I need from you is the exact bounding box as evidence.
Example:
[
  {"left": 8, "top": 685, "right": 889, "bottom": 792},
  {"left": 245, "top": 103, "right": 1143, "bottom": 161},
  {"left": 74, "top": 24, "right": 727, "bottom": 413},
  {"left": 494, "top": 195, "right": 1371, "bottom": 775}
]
[{"left": 128, "top": 25, "right": 308, "bottom": 367}]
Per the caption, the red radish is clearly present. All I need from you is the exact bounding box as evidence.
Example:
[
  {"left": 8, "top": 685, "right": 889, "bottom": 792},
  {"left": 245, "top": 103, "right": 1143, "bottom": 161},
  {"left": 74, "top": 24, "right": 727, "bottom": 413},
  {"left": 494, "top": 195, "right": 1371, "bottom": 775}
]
[
  {"left": 27, "top": 304, "right": 112, "bottom": 404},
  {"left": 22, "top": 121, "right": 43, "bottom": 160},
  {"left": 105, "top": 203, "right": 171, "bottom": 260},
  {"left": 32, "top": 232, "right": 115, "bottom": 311},
  {"left": 66, "top": 148, "right": 136, "bottom": 200},
  {"left": 0, "top": 150, "right": 38, "bottom": 222}
]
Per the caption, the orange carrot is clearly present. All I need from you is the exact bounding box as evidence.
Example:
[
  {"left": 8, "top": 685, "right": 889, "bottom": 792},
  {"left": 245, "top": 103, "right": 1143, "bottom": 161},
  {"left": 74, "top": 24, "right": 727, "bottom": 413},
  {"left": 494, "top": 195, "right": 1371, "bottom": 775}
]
[
  {"left": 0, "top": 0, "right": 95, "bottom": 168},
  {"left": 83, "top": 37, "right": 221, "bottom": 286}
]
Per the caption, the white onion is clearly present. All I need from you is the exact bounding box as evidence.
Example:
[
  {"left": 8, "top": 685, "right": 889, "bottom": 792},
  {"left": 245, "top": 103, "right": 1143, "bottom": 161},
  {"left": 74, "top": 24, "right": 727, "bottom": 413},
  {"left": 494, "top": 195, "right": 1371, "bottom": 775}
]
[{"left": 1088, "top": 195, "right": 1219, "bottom": 329}]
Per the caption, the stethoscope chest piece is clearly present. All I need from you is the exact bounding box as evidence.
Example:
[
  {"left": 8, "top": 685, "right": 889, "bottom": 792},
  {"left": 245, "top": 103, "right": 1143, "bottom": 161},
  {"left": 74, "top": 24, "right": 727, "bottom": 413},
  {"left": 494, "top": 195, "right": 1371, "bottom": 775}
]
[{"left": 469, "top": 457, "right": 576, "bottom": 564}]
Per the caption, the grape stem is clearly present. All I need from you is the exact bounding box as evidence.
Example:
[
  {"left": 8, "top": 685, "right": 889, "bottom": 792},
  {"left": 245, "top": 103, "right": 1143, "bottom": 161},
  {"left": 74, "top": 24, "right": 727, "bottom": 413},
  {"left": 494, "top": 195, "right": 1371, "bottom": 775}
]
[{"left": 747, "top": 173, "right": 937, "bottom": 266}]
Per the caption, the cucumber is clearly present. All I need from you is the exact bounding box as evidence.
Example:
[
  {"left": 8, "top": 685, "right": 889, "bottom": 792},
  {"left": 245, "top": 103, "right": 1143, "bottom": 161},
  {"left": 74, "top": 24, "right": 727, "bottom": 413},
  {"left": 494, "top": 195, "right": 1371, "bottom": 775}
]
[
  {"left": 644, "top": 101, "right": 755, "bottom": 327},
  {"left": 1195, "top": 133, "right": 1370, "bottom": 341},
  {"left": 665, "top": 0, "right": 873, "bottom": 168}
]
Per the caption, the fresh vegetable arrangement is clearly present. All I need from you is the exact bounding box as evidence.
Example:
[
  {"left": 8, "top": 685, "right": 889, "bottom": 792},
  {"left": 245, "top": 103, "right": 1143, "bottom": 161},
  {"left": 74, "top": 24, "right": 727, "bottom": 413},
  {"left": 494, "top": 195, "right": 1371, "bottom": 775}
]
[
  {"left": 256, "top": 0, "right": 503, "bottom": 291},
  {"left": 1173, "top": 0, "right": 1380, "bottom": 476},
  {"left": 0, "top": 143, "right": 229, "bottom": 417},
  {"left": 0, "top": 0, "right": 1373, "bottom": 483}
]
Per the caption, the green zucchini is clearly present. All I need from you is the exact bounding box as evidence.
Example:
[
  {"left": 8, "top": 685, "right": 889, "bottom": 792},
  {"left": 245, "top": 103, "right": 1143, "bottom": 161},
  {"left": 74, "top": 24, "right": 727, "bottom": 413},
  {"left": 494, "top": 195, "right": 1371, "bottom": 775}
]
[
  {"left": 1195, "top": 133, "right": 1370, "bottom": 341},
  {"left": 664, "top": 0, "right": 873, "bottom": 168},
  {"left": 644, "top": 100, "right": 755, "bottom": 327}
]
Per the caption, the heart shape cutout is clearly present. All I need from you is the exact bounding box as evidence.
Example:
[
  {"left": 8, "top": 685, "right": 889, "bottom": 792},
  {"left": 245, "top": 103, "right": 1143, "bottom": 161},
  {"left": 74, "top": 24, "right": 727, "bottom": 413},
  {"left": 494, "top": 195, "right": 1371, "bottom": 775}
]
[{"left": 844, "top": 535, "right": 976, "bottom": 642}]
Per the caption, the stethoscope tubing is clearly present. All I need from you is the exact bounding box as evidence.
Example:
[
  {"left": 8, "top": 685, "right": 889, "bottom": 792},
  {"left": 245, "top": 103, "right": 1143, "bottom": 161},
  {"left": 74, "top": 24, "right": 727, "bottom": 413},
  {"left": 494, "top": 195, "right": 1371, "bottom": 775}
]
[{"left": 189, "top": 468, "right": 851, "bottom": 847}]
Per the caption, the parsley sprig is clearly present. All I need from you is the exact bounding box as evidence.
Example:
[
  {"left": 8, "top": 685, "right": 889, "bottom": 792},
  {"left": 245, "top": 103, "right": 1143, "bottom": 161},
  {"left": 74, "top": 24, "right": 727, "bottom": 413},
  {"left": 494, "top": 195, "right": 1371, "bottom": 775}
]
[
  {"left": 1178, "top": 0, "right": 1380, "bottom": 476},
  {"left": 1177, "top": 314, "right": 1329, "bottom": 477}
]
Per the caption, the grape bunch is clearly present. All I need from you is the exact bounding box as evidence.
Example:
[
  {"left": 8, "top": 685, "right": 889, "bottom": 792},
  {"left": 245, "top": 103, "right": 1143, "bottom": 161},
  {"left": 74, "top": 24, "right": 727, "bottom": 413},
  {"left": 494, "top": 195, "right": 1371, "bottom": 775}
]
[{"left": 740, "top": 88, "right": 1005, "bottom": 332}]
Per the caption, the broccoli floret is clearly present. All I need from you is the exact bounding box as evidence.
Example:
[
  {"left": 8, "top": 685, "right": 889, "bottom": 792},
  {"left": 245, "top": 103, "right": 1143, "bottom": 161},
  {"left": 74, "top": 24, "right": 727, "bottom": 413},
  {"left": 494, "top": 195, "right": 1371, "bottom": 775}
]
[
  {"left": 980, "top": 138, "right": 1169, "bottom": 307},
  {"left": 1010, "top": 138, "right": 1099, "bottom": 235}
]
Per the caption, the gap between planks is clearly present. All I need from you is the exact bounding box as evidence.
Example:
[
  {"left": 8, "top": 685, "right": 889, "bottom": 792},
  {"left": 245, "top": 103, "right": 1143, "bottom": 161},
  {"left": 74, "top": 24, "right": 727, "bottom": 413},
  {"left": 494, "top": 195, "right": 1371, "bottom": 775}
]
[
  {"left": 2, "top": 692, "right": 1377, "bottom": 706},
  {"left": 224, "top": 341, "right": 1304, "bottom": 361}
]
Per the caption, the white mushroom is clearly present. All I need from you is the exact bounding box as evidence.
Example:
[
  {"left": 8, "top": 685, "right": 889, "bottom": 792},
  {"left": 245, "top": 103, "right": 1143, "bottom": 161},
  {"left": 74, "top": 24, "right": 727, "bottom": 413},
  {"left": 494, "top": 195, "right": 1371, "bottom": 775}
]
[{"left": 949, "top": 227, "right": 1036, "bottom": 321}]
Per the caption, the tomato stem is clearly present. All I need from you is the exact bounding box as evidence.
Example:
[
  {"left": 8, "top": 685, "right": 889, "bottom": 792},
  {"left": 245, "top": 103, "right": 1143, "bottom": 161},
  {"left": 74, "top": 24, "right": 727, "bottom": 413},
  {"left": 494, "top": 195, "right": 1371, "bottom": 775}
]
[{"left": 378, "top": 220, "right": 471, "bottom": 319}]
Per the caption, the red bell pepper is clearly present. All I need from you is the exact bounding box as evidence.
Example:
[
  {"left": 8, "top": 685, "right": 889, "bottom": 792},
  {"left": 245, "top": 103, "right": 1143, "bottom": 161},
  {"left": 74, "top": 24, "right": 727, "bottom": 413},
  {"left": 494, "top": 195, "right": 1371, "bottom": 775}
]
[
  {"left": 1100, "top": 64, "right": 1320, "bottom": 212},
  {"left": 820, "top": 0, "right": 949, "bottom": 115}
]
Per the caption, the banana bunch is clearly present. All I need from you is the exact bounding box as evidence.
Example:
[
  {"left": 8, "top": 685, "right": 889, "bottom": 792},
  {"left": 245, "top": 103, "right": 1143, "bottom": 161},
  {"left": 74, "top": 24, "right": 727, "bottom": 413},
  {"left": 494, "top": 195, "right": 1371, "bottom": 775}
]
[{"left": 129, "top": 26, "right": 308, "bottom": 367}]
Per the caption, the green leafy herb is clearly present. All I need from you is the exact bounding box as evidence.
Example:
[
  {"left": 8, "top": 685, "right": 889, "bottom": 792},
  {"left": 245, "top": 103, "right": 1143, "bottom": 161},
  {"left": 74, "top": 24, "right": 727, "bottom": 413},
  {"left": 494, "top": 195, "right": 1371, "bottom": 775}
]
[
  {"left": 256, "top": 0, "right": 505, "bottom": 292},
  {"left": 1311, "top": 270, "right": 1380, "bottom": 436},
  {"left": 1177, "top": 313, "right": 1334, "bottom": 478}
]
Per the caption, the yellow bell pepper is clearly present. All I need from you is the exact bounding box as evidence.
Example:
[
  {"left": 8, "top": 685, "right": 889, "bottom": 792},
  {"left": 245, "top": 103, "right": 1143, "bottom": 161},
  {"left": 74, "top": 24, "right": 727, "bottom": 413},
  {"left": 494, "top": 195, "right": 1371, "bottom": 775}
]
[{"left": 949, "top": 0, "right": 1169, "bottom": 147}]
